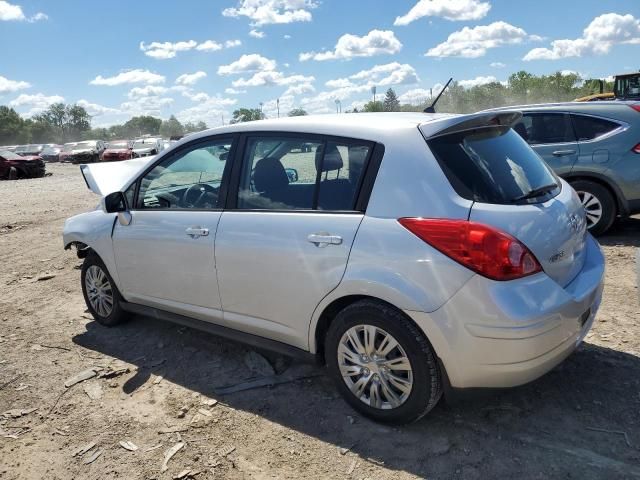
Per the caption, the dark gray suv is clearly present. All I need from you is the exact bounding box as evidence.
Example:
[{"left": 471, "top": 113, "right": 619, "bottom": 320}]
[{"left": 489, "top": 102, "right": 640, "bottom": 234}]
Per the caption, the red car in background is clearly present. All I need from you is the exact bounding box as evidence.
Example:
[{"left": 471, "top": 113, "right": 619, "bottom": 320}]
[
  {"left": 0, "top": 149, "right": 46, "bottom": 179},
  {"left": 101, "top": 140, "right": 133, "bottom": 161}
]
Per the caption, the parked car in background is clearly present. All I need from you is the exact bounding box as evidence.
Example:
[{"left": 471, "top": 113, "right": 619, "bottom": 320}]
[
  {"left": 58, "top": 143, "right": 77, "bottom": 162},
  {"left": 0, "top": 149, "right": 45, "bottom": 179},
  {"left": 0, "top": 145, "right": 19, "bottom": 152},
  {"left": 41, "top": 145, "right": 63, "bottom": 162},
  {"left": 63, "top": 112, "right": 604, "bottom": 424},
  {"left": 132, "top": 137, "right": 163, "bottom": 157},
  {"left": 15, "top": 144, "right": 45, "bottom": 156},
  {"left": 488, "top": 102, "right": 640, "bottom": 234},
  {"left": 101, "top": 140, "right": 133, "bottom": 162},
  {"left": 60, "top": 140, "right": 106, "bottom": 164}
]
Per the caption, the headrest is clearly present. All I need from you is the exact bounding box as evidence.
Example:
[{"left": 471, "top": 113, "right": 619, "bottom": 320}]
[
  {"left": 253, "top": 157, "right": 289, "bottom": 192},
  {"left": 315, "top": 143, "right": 343, "bottom": 172}
]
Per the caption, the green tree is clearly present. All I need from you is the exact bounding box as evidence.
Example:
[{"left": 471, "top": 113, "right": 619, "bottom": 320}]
[
  {"left": 363, "top": 101, "right": 384, "bottom": 112},
  {"left": 159, "top": 115, "right": 185, "bottom": 138},
  {"left": 288, "top": 108, "right": 308, "bottom": 117},
  {"left": 0, "top": 106, "right": 28, "bottom": 144},
  {"left": 383, "top": 88, "right": 400, "bottom": 112},
  {"left": 231, "top": 108, "right": 264, "bottom": 123},
  {"left": 122, "top": 116, "right": 162, "bottom": 137}
]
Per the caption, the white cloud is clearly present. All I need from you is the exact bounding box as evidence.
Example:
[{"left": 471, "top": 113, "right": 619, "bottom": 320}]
[
  {"left": 9, "top": 92, "right": 64, "bottom": 116},
  {"left": 222, "top": 0, "right": 318, "bottom": 26},
  {"left": 345, "top": 62, "right": 420, "bottom": 86},
  {"left": 218, "top": 54, "right": 277, "bottom": 75},
  {"left": 249, "top": 29, "right": 265, "bottom": 38},
  {"left": 91, "top": 69, "right": 166, "bottom": 86},
  {"left": 300, "top": 29, "right": 402, "bottom": 61},
  {"left": 397, "top": 88, "right": 430, "bottom": 105},
  {"left": 175, "top": 71, "right": 207, "bottom": 86},
  {"left": 182, "top": 91, "right": 211, "bottom": 103},
  {"left": 76, "top": 100, "right": 121, "bottom": 116},
  {"left": 140, "top": 39, "right": 242, "bottom": 58},
  {"left": 283, "top": 82, "right": 315, "bottom": 96},
  {"left": 0, "top": 75, "right": 30, "bottom": 93},
  {"left": 177, "top": 96, "right": 238, "bottom": 127},
  {"left": 490, "top": 62, "right": 506, "bottom": 68},
  {"left": 458, "top": 75, "right": 498, "bottom": 88},
  {"left": 426, "top": 21, "right": 535, "bottom": 58},
  {"left": 127, "top": 86, "right": 169, "bottom": 98},
  {"left": 232, "top": 71, "right": 314, "bottom": 88},
  {"left": 225, "top": 87, "right": 247, "bottom": 94},
  {"left": 120, "top": 96, "right": 174, "bottom": 116},
  {"left": 140, "top": 40, "right": 197, "bottom": 59},
  {"left": 523, "top": 13, "right": 640, "bottom": 61},
  {"left": 261, "top": 94, "right": 295, "bottom": 117},
  {"left": 0, "top": 1, "right": 47, "bottom": 22},
  {"left": 284, "top": 34, "right": 291, "bottom": 39},
  {"left": 394, "top": 0, "right": 490, "bottom": 25}
]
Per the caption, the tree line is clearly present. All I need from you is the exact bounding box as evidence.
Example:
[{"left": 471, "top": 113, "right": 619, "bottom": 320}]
[{"left": 0, "top": 71, "right": 611, "bottom": 145}]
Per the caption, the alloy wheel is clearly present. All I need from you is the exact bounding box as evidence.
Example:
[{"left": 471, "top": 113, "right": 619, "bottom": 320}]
[
  {"left": 337, "top": 325, "right": 413, "bottom": 410},
  {"left": 85, "top": 265, "right": 114, "bottom": 317},
  {"left": 576, "top": 190, "right": 603, "bottom": 229}
]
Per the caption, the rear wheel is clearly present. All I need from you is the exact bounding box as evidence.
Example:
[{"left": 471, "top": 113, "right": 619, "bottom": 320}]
[
  {"left": 81, "top": 254, "right": 129, "bottom": 326},
  {"left": 570, "top": 180, "right": 616, "bottom": 235},
  {"left": 325, "top": 300, "right": 442, "bottom": 424}
]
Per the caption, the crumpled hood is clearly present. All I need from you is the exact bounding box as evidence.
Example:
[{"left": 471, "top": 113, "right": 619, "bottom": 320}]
[
  {"left": 80, "top": 156, "right": 156, "bottom": 195},
  {"left": 71, "top": 148, "right": 95, "bottom": 155}
]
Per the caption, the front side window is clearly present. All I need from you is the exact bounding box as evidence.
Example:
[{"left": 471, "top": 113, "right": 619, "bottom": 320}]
[
  {"left": 571, "top": 115, "right": 620, "bottom": 141},
  {"left": 514, "top": 113, "right": 575, "bottom": 145},
  {"left": 136, "top": 138, "right": 231, "bottom": 209},
  {"left": 237, "top": 136, "right": 372, "bottom": 211}
]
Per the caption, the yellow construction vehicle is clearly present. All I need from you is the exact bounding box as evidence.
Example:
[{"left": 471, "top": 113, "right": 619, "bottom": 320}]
[{"left": 575, "top": 71, "right": 640, "bottom": 101}]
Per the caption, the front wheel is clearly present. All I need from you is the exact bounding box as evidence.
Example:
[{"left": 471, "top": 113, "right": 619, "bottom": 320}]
[
  {"left": 570, "top": 180, "right": 616, "bottom": 235},
  {"left": 325, "top": 300, "right": 442, "bottom": 424},
  {"left": 81, "top": 254, "right": 129, "bottom": 326}
]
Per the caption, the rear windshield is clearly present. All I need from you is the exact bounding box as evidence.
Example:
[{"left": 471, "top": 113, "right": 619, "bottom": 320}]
[{"left": 427, "top": 126, "right": 559, "bottom": 204}]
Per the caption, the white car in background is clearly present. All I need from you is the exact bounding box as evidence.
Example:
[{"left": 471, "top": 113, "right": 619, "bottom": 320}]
[{"left": 132, "top": 137, "right": 163, "bottom": 157}]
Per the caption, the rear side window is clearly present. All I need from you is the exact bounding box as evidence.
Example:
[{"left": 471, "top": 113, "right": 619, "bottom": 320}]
[
  {"left": 514, "top": 113, "right": 575, "bottom": 145},
  {"left": 571, "top": 115, "right": 620, "bottom": 141},
  {"left": 427, "top": 127, "right": 559, "bottom": 205}
]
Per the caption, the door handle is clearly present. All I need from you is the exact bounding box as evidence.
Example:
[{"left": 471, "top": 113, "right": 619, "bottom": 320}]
[
  {"left": 185, "top": 226, "right": 209, "bottom": 238},
  {"left": 307, "top": 233, "right": 343, "bottom": 247},
  {"left": 552, "top": 149, "right": 576, "bottom": 156}
]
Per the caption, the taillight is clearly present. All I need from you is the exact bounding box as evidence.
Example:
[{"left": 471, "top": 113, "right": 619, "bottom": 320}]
[
  {"left": 633, "top": 143, "right": 640, "bottom": 154},
  {"left": 629, "top": 104, "right": 640, "bottom": 113},
  {"left": 398, "top": 218, "right": 542, "bottom": 281}
]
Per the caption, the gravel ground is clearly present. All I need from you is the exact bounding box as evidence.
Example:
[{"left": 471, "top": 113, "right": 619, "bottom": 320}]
[{"left": 1, "top": 163, "right": 639, "bottom": 479}]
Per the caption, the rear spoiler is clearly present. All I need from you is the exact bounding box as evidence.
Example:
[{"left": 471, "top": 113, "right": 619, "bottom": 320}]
[
  {"left": 421, "top": 111, "right": 522, "bottom": 140},
  {"left": 80, "top": 157, "right": 156, "bottom": 196}
]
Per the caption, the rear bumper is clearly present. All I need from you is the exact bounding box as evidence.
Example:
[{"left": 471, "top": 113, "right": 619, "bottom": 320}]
[{"left": 407, "top": 234, "right": 605, "bottom": 389}]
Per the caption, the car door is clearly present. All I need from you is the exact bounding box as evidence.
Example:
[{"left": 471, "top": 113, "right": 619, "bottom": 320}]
[
  {"left": 570, "top": 113, "right": 624, "bottom": 170},
  {"left": 513, "top": 112, "right": 578, "bottom": 175},
  {"left": 112, "top": 135, "right": 235, "bottom": 320},
  {"left": 214, "top": 133, "right": 375, "bottom": 350}
]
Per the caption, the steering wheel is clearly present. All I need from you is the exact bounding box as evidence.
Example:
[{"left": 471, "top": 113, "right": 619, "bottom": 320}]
[{"left": 182, "top": 183, "right": 217, "bottom": 208}]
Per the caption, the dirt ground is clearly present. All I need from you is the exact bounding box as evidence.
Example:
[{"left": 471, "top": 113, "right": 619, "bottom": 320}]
[{"left": 1, "top": 163, "right": 639, "bottom": 480}]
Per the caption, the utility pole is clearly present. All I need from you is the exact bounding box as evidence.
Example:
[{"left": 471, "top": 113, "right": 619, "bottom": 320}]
[
  {"left": 371, "top": 86, "right": 377, "bottom": 103},
  {"left": 334, "top": 99, "right": 341, "bottom": 113},
  {"left": 259, "top": 102, "right": 264, "bottom": 119},
  {"left": 221, "top": 114, "right": 224, "bottom": 126},
  {"left": 277, "top": 98, "right": 280, "bottom": 118}
]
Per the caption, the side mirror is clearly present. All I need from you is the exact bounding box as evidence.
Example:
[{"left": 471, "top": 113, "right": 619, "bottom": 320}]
[
  {"left": 102, "top": 191, "right": 127, "bottom": 213},
  {"left": 285, "top": 168, "right": 298, "bottom": 183}
]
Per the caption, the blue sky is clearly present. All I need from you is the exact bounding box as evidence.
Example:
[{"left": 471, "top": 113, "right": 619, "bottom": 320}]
[{"left": 1, "top": 0, "right": 639, "bottom": 127}]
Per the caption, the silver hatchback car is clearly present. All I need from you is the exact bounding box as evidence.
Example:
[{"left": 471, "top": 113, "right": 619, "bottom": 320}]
[{"left": 63, "top": 112, "right": 605, "bottom": 423}]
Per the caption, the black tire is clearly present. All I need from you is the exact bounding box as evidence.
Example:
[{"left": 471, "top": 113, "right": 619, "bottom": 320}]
[
  {"left": 81, "top": 254, "right": 129, "bottom": 326},
  {"left": 570, "top": 180, "right": 616, "bottom": 236},
  {"left": 325, "top": 300, "right": 442, "bottom": 424}
]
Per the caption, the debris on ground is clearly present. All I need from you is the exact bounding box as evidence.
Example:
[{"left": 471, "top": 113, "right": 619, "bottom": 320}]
[
  {"left": 201, "top": 398, "right": 218, "bottom": 407},
  {"left": 2, "top": 407, "right": 37, "bottom": 419},
  {"left": 174, "top": 469, "right": 200, "bottom": 479},
  {"left": 36, "top": 273, "right": 56, "bottom": 281},
  {"left": 14, "top": 383, "right": 32, "bottom": 391},
  {"left": 144, "top": 443, "right": 163, "bottom": 452},
  {"left": 119, "top": 440, "right": 139, "bottom": 451},
  {"left": 83, "top": 448, "right": 103, "bottom": 464},
  {"left": 83, "top": 382, "right": 103, "bottom": 400},
  {"left": 244, "top": 350, "right": 276, "bottom": 376},
  {"left": 161, "top": 442, "right": 185, "bottom": 472},
  {"left": 64, "top": 367, "right": 101, "bottom": 388},
  {"left": 217, "top": 445, "right": 236, "bottom": 457},
  {"left": 98, "top": 366, "right": 130, "bottom": 379},
  {"left": 176, "top": 406, "right": 190, "bottom": 418},
  {"left": 72, "top": 442, "right": 97, "bottom": 458}
]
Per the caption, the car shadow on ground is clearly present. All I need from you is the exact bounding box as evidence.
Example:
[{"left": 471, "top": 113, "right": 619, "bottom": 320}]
[
  {"left": 599, "top": 215, "right": 640, "bottom": 248},
  {"left": 73, "top": 316, "right": 640, "bottom": 479}
]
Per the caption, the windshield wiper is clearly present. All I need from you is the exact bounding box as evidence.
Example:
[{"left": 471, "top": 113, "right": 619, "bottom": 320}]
[{"left": 512, "top": 183, "right": 558, "bottom": 203}]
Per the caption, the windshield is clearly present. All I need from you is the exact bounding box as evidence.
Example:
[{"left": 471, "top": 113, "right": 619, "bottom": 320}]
[
  {"left": 0, "top": 150, "right": 22, "bottom": 160},
  {"left": 74, "top": 141, "right": 96, "bottom": 149},
  {"left": 427, "top": 126, "right": 559, "bottom": 205},
  {"left": 15, "top": 146, "right": 28, "bottom": 152},
  {"left": 42, "top": 147, "right": 59, "bottom": 155},
  {"left": 107, "top": 141, "right": 129, "bottom": 149},
  {"left": 134, "top": 139, "right": 156, "bottom": 148},
  {"left": 615, "top": 76, "right": 640, "bottom": 99},
  {"left": 62, "top": 143, "right": 76, "bottom": 152}
]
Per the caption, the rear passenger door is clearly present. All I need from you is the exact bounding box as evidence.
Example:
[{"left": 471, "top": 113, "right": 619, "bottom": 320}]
[
  {"left": 513, "top": 112, "right": 578, "bottom": 175},
  {"left": 570, "top": 113, "right": 622, "bottom": 169},
  {"left": 214, "top": 133, "right": 375, "bottom": 350}
]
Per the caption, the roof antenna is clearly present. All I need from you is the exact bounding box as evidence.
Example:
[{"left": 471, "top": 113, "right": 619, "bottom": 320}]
[{"left": 423, "top": 78, "right": 453, "bottom": 113}]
